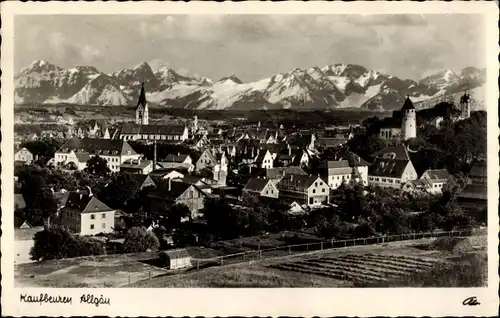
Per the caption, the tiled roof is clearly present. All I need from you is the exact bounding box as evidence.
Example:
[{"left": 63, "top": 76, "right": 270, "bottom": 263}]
[
  {"left": 316, "top": 138, "right": 345, "bottom": 148},
  {"left": 254, "top": 150, "right": 269, "bottom": 164},
  {"left": 243, "top": 178, "right": 271, "bottom": 193},
  {"left": 266, "top": 167, "right": 307, "bottom": 180},
  {"left": 371, "top": 145, "right": 410, "bottom": 161},
  {"left": 120, "top": 159, "right": 153, "bottom": 170},
  {"left": 422, "top": 169, "right": 450, "bottom": 181},
  {"left": 458, "top": 184, "right": 487, "bottom": 200},
  {"left": 120, "top": 123, "right": 186, "bottom": 135},
  {"left": 75, "top": 152, "right": 91, "bottom": 163},
  {"left": 405, "top": 179, "right": 432, "bottom": 190},
  {"left": 277, "top": 174, "right": 321, "bottom": 192},
  {"left": 160, "top": 248, "right": 191, "bottom": 259},
  {"left": 369, "top": 158, "right": 409, "bottom": 178},
  {"left": 64, "top": 192, "right": 113, "bottom": 214},
  {"left": 165, "top": 154, "right": 190, "bottom": 163},
  {"left": 340, "top": 151, "right": 370, "bottom": 167},
  {"left": 58, "top": 138, "right": 136, "bottom": 156},
  {"left": 14, "top": 194, "right": 26, "bottom": 210},
  {"left": 150, "top": 180, "right": 201, "bottom": 201}
]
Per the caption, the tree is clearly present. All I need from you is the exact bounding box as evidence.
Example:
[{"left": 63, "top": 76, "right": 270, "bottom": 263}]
[
  {"left": 123, "top": 227, "right": 160, "bottom": 253},
  {"left": 167, "top": 203, "right": 192, "bottom": 230},
  {"left": 98, "top": 173, "right": 140, "bottom": 212},
  {"left": 30, "top": 226, "right": 105, "bottom": 261},
  {"left": 20, "top": 174, "right": 59, "bottom": 226},
  {"left": 353, "top": 222, "right": 376, "bottom": 238},
  {"left": 84, "top": 155, "right": 110, "bottom": 176}
]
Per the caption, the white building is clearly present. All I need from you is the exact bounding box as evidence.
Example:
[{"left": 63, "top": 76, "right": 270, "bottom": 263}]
[
  {"left": 54, "top": 138, "right": 141, "bottom": 173},
  {"left": 243, "top": 178, "right": 279, "bottom": 199},
  {"left": 14, "top": 147, "right": 34, "bottom": 164},
  {"left": 55, "top": 192, "right": 115, "bottom": 236},
  {"left": 368, "top": 145, "right": 418, "bottom": 188},
  {"left": 401, "top": 96, "right": 417, "bottom": 140},
  {"left": 277, "top": 174, "right": 329, "bottom": 207}
]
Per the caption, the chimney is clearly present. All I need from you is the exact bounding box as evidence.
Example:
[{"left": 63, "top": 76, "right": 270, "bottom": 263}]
[
  {"left": 288, "top": 144, "right": 291, "bottom": 156},
  {"left": 177, "top": 152, "right": 180, "bottom": 157},
  {"left": 50, "top": 187, "right": 55, "bottom": 194},
  {"left": 168, "top": 178, "right": 171, "bottom": 191},
  {"left": 153, "top": 141, "right": 157, "bottom": 169}
]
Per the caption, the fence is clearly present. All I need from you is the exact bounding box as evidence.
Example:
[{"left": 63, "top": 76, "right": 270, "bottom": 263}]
[{"left": 191, "top": 228, "right": 486, "bottom": 270}]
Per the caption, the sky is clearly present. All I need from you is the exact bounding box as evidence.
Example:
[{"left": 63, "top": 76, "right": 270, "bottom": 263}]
[{"left": 14, "top": 14, "right": 486, "bottom": 82}]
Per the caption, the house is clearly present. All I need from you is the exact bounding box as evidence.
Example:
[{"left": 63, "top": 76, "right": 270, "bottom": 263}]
[
  {"left": 159, "top": 249, "right": 192, "bottom": 270},
  {"left": 165, "top": 153, "right": 193, "bottom": 166},
  {"left": 254, "top": 149, "right": 274, "bottom": 169},
  {"left": 368, "top": 157, "right": 418, "bottom": 188},
  {"left": 402, "top": 179, "right": 433, "bottom": 193},
  {"left": 54, "top": 138, "right": 141, "bottom": 173},
  {"left": 420, "top": 169, "right": 450, "bottom": 194},
  {"left": 149, "top": 179, "right": 206, "bottom": 219},
  {"left": 339, "top": 151, "right": 370, "bottom": 185},
  {"left": 55, "top": 192, "right": 115, "bottom": 236},
  {"left": 243, "top": 178, "right": 279, "bottom": 199},
  {"left": 266, "top": 166, "right": 308, "bottom": 183},
  {"left": 120, "top": 158, "right": 154, "bottom": 175},
  {"left": 149, "top": 168, "right": 185, "bottom": 181},
  {"left": 194, "top": 148, "right": 228, "bottom": 186},
  {"left": 172, "top": 175, "right": 215, "bottom": 194},
  {"left": 14, "top": 147, "right": 34, "bottom": 164},
  {"left": 291, "top": 149, "right": 311, "bottom": 168},
  {"left": 127, "top": 174, "right": 156, "bottom": 192},
  {"left": 15, "top": 226, "right": 44, "bottom": 265},
  {"left": 276, "top": 174, "right": 329, "bottom": 207},
  {"left": 318, "top": 160, "right": 354, "bottom": 189},
  {"left": 379, "top": 125, "right": 402, "bottom": 140},
  {"left": 457, "top": 163, "right": 488, "bottom": 215}
]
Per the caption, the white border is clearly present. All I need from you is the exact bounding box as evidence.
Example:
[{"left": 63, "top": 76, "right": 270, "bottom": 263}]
[{"left": 1, "top": 2, "right": 499, "bottom": 317}]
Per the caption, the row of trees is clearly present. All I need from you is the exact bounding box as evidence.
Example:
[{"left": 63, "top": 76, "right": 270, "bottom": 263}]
[{"left": 30, "top": 226, "right": 161, "bottom": 261}]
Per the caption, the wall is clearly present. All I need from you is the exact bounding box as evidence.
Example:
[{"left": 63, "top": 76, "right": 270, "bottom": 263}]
[
  {"left": 15, "top": 240, "right": 35, "bottom": 265},
  {"left": 80, "top": 211, "right": 115, "bottom": 236},
  {"left": 307, "top": 178, "right": 329, "bottom": 206}
]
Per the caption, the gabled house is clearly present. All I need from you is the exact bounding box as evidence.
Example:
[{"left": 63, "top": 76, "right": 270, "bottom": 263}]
[
  {"left": 127, "top": 174, "right": 156, "bottom": 192},
  {"left": 55, "top": 138, "right": 140, "bottom": 173},
  {"left": 120, "top": 158, "right": 154, "bottom": 175},
  {"left": 368, "top": 157, "right": 417, "bottom": 188},
  {"left": 149, "top": 179, "right": 206, "bottom": 219},
  {"left": 318, "top": 160, "right": 354, "bottom": 189},
  {"left": 457, "top": 163, "right": 488, "bottom": 214},
  {"left": 195, "top": 148, "right": 228, "bottom": 186},
  {"left": 243, "top": 178, "right": 279, "bottom": 199},
  {"left": 338, "top": 151, "right": 370, "bottom": 185},
  {"left": 266, "top": 166, "right": 308, "bottom": 183},
  {"left": 55, "top": 192, "right": 115, "bottom": 236},
  {"left": 165, "top": 153, "right": 192, "bottom": 166},
  {"left": 276, "top": 174, "right": 329, "bottom": 207},
  {"left": 254, "top": 149, "right": 274, "bottom": 169},
  {"left": 149, "top": 168, "right": 185, "bottom": 182},
  {"left": 14, "top": 147, "right": 34, "bottom": 164},
  {"left": 420, "top": 169, "right": 450, "bottom": 194}
]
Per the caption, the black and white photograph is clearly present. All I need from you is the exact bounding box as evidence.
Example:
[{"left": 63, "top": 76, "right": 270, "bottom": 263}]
[{"left": 1, "top": 2, "right": 498, "bottom": 317}]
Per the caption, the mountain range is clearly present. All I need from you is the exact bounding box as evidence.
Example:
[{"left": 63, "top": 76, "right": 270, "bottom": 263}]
[{"left": 15, "top": 60, "right": 487, "bottom": 111}]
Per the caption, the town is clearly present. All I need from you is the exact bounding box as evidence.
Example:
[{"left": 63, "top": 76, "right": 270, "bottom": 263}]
[{"left": 14, "top": 83, "right": 487, "bottom": 288}]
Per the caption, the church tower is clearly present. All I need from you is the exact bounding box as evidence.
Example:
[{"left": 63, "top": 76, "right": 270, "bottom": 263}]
[
  {"left": 135, "top": 83, "right": 149, "bottom": 125},
  {"left": 460, "top": 91, "right": 471, "bottom": 119},
  {"left": 401, "top": 96, "right": 417, "bottom": 140}
]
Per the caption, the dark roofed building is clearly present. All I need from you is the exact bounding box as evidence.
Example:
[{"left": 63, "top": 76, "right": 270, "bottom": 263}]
[
  {"left": 243, "top": 177, "right": 279, "bottom": 199},
  {"left": 54, "top": 192, "right": 115, "bottom": 236},
  {"left": 276, "top": 174, "right": 329, "bottom": 207},
  {"left": 120, "top": 158, "right": 154, "bottom": 175},
  {"left": 368, "top": 154, "right": 418, "bottom": 189},
  {"left": 266, "top": 166, "right": 308, "bottom": 181},
  {"left": 119, "top": 123, "right": 189, "bottom": 143},
  {"left": 149, "top": 179, "right": 206, "bottom": 218},
  {"left": 54, "top": 138, "right": 140, "bottom": 173}
]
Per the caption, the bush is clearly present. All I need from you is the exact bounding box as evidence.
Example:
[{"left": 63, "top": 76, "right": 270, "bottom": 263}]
[
  {"left": 30, "top": 226, "right": 105, "bottom": 261},
  {"left": 428, "top": 237, "right": 473, "bottom": 254},
  {"left": 353, "top": 222, "right": 376, "bottom": 238},
  {"left": 123, "top": 227, "right": 160, "bottom": 253}
]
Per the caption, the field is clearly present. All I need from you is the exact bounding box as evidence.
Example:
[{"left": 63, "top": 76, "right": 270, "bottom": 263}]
[
  {"left": 15, "top": 236, "right": 486, "bottom": 288},
  {"left": 128, "top": 237, "right": 487, "bottom": 288}
]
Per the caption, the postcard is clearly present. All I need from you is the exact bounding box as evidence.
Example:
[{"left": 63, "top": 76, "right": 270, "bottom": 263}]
[{"left": 1, "top": 1, "right": 498, "bottom": 316}]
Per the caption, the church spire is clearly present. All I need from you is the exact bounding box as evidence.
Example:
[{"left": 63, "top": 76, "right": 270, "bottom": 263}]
[{"left": 137, "top": 82, "right": 147, "bottom": 108}]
